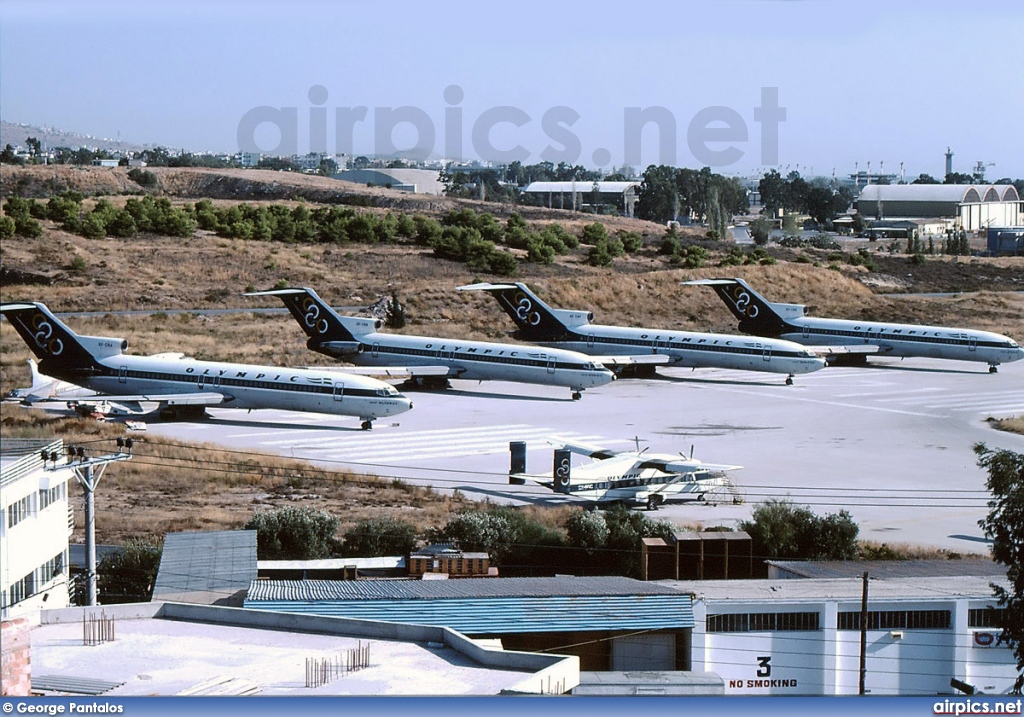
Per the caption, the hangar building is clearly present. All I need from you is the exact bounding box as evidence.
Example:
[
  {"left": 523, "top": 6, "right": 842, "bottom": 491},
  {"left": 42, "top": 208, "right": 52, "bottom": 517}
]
[{"left": 856, "top": 184, "right": 1021, "bottom": 232}]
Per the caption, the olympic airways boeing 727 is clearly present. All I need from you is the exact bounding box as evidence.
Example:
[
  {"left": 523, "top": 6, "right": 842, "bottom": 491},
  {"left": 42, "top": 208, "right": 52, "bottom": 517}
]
[
  {"left": 0, "top": 301, "right": 412, "bottom": 429},
  {"left": 458, "top": 282, "right": 826, "bottom": 384},
  {"left": 248, "top": 287, "right": 617, "bottom": 400},
  {"left": 686, "top": 277, "right": 1024, "bottom": 372}
]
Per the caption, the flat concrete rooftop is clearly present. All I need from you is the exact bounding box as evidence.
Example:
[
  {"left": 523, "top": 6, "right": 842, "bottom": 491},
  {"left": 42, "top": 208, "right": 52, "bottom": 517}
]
[{"left": 29, "top": 602, "right": 577, "bottom": 696}]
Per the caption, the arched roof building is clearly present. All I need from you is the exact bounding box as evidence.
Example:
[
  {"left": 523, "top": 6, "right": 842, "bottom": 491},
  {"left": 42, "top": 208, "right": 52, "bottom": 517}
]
[{"left": 856, "top": 184, "right": 1021, "bottom": 231}]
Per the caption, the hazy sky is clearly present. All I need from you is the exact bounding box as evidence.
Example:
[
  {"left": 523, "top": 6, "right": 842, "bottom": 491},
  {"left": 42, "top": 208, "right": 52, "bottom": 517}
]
[{"left": 2, "top": 0, "right": 1022, "bottom": 179}]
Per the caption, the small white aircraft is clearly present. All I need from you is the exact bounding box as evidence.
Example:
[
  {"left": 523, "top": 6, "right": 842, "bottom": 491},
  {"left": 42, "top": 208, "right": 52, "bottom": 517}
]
[
  {"left": 686, "top": 277, "right": 1024, "bottom": 372},
  {"left": 460, "top": 282, "right": 825, "bottom": 384},
  {"left": 1, "top": 301, "right": 413, "bottom": 429},
  {"left": 508, "top": 439, "right": 741, "bottom": 510}
]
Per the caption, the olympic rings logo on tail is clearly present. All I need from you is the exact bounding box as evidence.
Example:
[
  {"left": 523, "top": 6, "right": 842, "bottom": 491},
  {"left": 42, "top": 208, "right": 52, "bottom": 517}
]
[
  {"left": 29, "top": 317, "right": 64, "bottom": 356},
  {"left": 513, "top": 293, "right": 542, "bottom": 326},
  {"left": 301, "top": 299, "right": 330, "bottom": 334},
  {"left": 730, "top": 288, "right": 759, "bottom": 318}
]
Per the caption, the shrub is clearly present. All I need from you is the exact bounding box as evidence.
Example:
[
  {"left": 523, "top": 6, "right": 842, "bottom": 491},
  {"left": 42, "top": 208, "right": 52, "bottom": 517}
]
[
  {"left": 740, "top": 499, "right": 858, "bottom": 560},
  {"left": 127, "top": 168, "right": 158, "bottom": 187},
  {"left": 79, "top": 213, "right": 107, "bottom": 239},
  {"left": 245, "top": 506, "right": 340, "bottom": 560},
  {"left": 0, "top": 216, "right": 14, "bottom": 240},
  {"left": 580, "top": 222, "right": 608, "bottom": 245},
  {"left": 617, "top": 231, "right": 643, "bottom": 253},
  {"left": 749, "top": 215, "right": 772, "bottom": 245},
  {"left": 93, "top": 540, "right": 163, "bottom": 605},
  {"left": 342, "top": 516, "right": 418, "bottom": 557}
]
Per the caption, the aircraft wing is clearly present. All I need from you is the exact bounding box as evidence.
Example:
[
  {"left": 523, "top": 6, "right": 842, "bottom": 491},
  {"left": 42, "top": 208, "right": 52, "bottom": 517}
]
[
  {"left": 303, "top": 365, "right": 453, "bottom": 379},
  {"left": 549, "top": 437, "right": 620, "bottom": 460},
  {"left": 806, "top": 345, "right": 882, "bottom": 356},
  {"left": 75, "top": 392, "right": 230, "bottom": 406},
  {"left": 638, "top": 457, "right": 742, "bottom": 473},
  {"left": 592, "top": 354, "right": 671, "bottom": 366},
  {"left": 21, "top": 392, "right": 229, "bottom": 417}
]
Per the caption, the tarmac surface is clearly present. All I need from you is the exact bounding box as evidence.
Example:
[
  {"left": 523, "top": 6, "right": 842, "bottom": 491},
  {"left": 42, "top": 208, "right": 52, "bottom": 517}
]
[{"left": 143, "top": 357, "right": 1024, "bottom": 553}]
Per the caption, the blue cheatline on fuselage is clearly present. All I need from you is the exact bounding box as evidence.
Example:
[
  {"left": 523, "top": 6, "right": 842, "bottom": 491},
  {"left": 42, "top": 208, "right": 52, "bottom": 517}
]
[
  {"left": 248, "top": 287, "right": 617, "bottom": 397},
  {"left": 686, "top": 277, "right": 1024, "bottom": 370},
  {"left": 458, "top": 282, "right": 827, "bottom": 380},
  {"left": 0, "top": 301, "right": 412, "bottom": 426}
]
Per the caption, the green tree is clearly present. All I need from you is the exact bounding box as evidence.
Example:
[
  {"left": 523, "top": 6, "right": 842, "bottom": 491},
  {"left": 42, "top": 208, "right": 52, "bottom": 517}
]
[
  {"left": 342, "top": 516, "right": 418, "bottom": 557},
  {"left": 565, "top": 510, "right": 609, "bottom": 551},
  {"left": 617, "top": 231, "right": 643, "bottom": 253},
  {"left": 975, "top": 444, "right": 1024, "bottom": 694},
  {"left": 758, "top": 169, "right": 787, "bottom": 216},
  {"left": 0, "top": 143, "right": 23, "bottom": 165},
  {"left": 427, "top": 511, "right": 519, "bottom": 562},
  {"left": 660, "top": 225, "right": 682, "bottom": 255},
  {"left": 945, "top": 171, "right": 975, "bottom": 184},
  {"left": 94, "top": 540, "right": 162, "bottom": 605},
  {"left": 749, "top": 215, "right": 772, "bottom": 246},
  {"left": 245, "top": 506, "right": 339, "bottom": 560},
  {"left": 0, "top": 215, "right": 14, "bottom": 239},
  {"left": 636, "top": 165, "right": 679, "bottom": 223},
  {"left": 602, "top": 505, "right": 675, "bottom": 578},
  {"left": 579, "top": 222, "right": 608, "bottom": 245},
  {"left": 741, "top": 499, "right": 858, "bottom": 561},
  {"left": 912, "top": 173, "right": 941, "bottom": 184}
]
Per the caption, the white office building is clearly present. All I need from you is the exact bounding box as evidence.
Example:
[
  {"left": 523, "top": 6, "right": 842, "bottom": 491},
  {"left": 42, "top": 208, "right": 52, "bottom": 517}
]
[{"left": 1, "top": 439, "right": 74, "bottom": 619}]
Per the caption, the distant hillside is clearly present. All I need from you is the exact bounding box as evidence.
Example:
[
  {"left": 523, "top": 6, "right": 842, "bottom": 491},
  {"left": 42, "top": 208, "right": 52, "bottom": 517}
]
[{"left": 0, "top": 120, "right": 149, "bottom": 153}]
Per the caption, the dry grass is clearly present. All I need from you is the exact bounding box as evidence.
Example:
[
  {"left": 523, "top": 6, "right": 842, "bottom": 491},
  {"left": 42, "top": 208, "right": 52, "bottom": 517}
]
[
  {"left": 0, "top": 401, "right": 480, "bottom": 545},
  {"left": 988, "top": 416, "right": 1024, "bottom": 436}
]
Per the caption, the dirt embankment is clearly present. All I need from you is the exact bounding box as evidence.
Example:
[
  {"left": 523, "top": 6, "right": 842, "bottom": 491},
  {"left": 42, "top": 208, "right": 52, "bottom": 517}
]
[{"left": 0, "top": 164, "right": 670, "bottom": 233}]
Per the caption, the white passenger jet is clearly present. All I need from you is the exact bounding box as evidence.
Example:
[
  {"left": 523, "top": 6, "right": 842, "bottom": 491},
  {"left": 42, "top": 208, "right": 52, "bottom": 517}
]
[
  {"left": 459, "top": 282, "right": 826, "bottom": 384},
  {"left": 248, "top": 287, "right": 618, "bottom": 400},
  {"left": 1, "top": 301, "right": 412, "bottom": 429},
  {"left": 686, "top": 278, "right": 1024, "bottom": 372},
  {"left": 508, "top": 439, "right": 740, "bottom": 510}
]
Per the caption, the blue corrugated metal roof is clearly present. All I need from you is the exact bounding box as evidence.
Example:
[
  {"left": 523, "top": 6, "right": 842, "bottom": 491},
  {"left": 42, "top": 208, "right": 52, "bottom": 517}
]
[
  {"left": 243, "top": 577, "right": 693, "bottom": 634},
  {"left": 247, "top": 576, "right": 681, "bottom": 601}
]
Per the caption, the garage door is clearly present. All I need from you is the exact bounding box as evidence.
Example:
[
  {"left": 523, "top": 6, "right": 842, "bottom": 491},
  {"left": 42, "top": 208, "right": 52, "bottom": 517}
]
[{"left": 611, "top": 633, "right": 675, "bottom": 671}]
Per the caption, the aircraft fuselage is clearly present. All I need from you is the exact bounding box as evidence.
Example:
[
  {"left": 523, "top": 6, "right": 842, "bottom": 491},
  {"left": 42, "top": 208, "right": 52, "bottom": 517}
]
[
  {"left": 319, "top": 331, "right": 616, "bottom": 391},
  {"left": 529, "top": 323, "right": 826, "bottom": 376},
  {"left": 763, "top": 317, "right": 1024, "bottom": 366},
  {"left": 41, "top": 353, "right": 412, "bottom": 420}
]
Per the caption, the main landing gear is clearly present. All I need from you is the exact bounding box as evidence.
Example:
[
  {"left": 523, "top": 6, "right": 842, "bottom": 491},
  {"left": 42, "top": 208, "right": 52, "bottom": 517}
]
[
  {"left": 785, "top": 374, "right": 794, "bottom": 386},
  {"left": 571, "top": 391, "right": 582, "bottom": 401},
  {"left": 360, "top": 420, "right": 373, "bottom": 431},
  {"left": 989, "top": 365, "right": 998, "bottom": 374}
]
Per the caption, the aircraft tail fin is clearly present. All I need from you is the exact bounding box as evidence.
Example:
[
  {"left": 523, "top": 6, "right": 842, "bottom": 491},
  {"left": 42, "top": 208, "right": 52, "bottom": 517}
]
[
  {"left": 246, "top": 287, "right": 365, "bottom": 346},
  {"left": 509, "top": 441, "right": 527, "bottom": 484},
  {"left": 683, "top": 278, "right": 788, "bottom": 336},
  {"left": 553, "top": 447, "right": 572, "bottom": 494},
  {"left": 458, "top": 282, "right": 579, "bottom": 341},
  {"left": 0, "top": 302, "right": 119, "bottom": 372}
]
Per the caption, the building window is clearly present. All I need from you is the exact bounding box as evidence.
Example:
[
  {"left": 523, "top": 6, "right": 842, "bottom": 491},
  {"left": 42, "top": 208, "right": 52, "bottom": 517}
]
[
  {"left": 707, "top": 611, "right": 820, "bottom": 633},
  {"left": 39, "top": 482, "right": 66, "bottom": 511},
  {"left": 838, "top": 609, "right": 950, "bottom": 631},
  {"left": 969, "top": 608, "right": 1005, "bottom": 628},
  {"left": 5, "top": 495, "right": 33, "bottom": 529}
]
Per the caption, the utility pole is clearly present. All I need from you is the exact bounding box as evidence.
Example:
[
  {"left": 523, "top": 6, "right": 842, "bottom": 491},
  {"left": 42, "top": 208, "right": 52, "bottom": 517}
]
[
  {"left": 859, "top": 571, "right": 869, "bottom": 695},
  {"left": 61, "top": 439, "right": 134, "bottom": 606}
]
